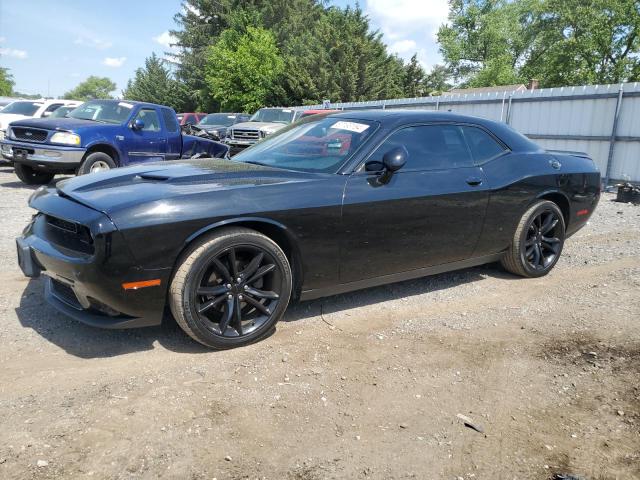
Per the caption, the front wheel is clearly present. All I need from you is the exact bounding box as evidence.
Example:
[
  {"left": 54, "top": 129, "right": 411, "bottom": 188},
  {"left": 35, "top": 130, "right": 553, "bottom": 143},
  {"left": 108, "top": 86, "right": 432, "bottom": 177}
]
[
  {"left": 501, "top": 200, "right": 566, "bottom": 278},
  {"left": 77, "top": 152, "right": 116, "bottom": 175},
  {"left": 14, "top": 163, "right": 54, "bottom": 185},
  {"left": 169, "top": 227, "right": 292, "bottom": 349}
]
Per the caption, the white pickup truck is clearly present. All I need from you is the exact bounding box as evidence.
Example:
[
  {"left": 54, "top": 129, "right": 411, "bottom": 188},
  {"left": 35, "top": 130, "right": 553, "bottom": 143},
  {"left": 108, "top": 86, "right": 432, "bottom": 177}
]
[{"left": 0, "top": 99, "right": 82, "bottom": 141}]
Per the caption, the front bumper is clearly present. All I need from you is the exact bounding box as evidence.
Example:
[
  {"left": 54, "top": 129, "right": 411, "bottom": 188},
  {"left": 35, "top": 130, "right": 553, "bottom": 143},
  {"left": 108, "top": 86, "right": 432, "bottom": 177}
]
[
  {"left": 1, "top": 139, "right": 86, "bottom": 169},
  {"left": 16, "top": 193, "right": 169, "bottom": 329}
]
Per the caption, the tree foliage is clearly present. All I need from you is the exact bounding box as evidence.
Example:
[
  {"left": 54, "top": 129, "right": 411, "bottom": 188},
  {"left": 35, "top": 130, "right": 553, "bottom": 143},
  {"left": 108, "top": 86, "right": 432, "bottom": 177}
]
[
  {"left": 438, "top": 0, "right": 640, "bottom": 88},
  {"left": 205, "top": 26, "right": 284, "bottom": 112},
  {"left": 0, "top": 67, "right": 14, "bottom": 96},
  {"left": 123, "top": 53, "right": 189, "bottom": 110},
  {"left": 170, "top": 0, "right": 420, "bottom": 109},
  {"left": 63, "top": 76, "right": 116, "bottom": 100}
]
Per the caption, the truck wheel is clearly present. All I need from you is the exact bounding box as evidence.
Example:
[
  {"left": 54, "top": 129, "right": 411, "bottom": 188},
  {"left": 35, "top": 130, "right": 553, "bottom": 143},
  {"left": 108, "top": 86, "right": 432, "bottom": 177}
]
[
  {"left": 78, "top": 152, "right": 117, "bottom": 175},
  {"left": 14, "top": 164, "right": 54, "bottom": 185}
]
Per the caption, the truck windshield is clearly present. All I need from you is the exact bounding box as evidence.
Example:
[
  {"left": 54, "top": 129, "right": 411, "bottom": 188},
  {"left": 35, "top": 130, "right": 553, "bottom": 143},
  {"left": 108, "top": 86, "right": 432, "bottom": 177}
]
[
  {"left": 233, "top": 116, "right": 377, "bottom": 173},
  {"left": 198, "top": 114, "right": 238, "bottom": 127},
  {"left": 249, "top": 109, "right": 295, "bottom": 124},
  {"left": 68, "top": 100, "right": 133, "bottom": 124},
  {"left": 1, "top": 101, "right": 41, "bottom": 116}
]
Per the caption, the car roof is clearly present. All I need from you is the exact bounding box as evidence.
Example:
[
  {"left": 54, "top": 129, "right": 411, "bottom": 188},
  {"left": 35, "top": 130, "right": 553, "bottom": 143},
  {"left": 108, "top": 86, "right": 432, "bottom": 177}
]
[{"left": 325, "top": 109, "right": 541, "bottom": 152}]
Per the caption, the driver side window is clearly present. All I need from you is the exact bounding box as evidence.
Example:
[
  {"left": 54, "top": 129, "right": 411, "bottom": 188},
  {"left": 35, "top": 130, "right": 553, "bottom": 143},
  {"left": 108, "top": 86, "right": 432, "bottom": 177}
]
[
  {"left": 134, "top": 109, "right": 161, "bottom": 132},
  {"left": 371, "top": 124, "right": 473, "bottom": 171}
]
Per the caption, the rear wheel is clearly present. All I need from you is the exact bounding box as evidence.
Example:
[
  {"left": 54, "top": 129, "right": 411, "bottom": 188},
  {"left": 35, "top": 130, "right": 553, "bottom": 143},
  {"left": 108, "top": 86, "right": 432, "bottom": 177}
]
[
  {"left": 78, "top": 152, "right": 116, "bottom": 175},
  {"left": 14, "top": 163, "right": 54, "bottom": 185},
  {"left": 169, "top": 227, "right": 292, "bottom": 349},
  {"left": 501, "top": 200, "right": 565, "bottom": 278}
]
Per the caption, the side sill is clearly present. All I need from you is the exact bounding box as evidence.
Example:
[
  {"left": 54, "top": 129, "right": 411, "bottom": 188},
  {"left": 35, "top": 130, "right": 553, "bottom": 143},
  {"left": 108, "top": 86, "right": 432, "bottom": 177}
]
[{"left": 299, "top": 253, "right": 504, "bottom": 301}]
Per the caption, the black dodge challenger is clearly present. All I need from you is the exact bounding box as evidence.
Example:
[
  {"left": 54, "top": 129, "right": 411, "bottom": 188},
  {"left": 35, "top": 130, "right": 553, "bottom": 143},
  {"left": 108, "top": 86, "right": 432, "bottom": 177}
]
[{"left": 17, "top": 111, "right": 600, "bottom": 348}]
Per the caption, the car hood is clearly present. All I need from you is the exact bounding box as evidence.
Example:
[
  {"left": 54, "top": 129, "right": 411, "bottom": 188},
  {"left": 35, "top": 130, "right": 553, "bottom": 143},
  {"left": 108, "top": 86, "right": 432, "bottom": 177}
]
[
  {"left": 7, "top": 117, "right": 105, "bottom": 132},
  {"left": 231, "top": 121, "right": 287, "bottom": 131},
  {"left": 0, "top": 113, "right": 31, "bottom": 129},
  {"left": 55, "top": 158, "right": 319, "bottom": 216},
  {"left": 199, "top": 124, "right": 228, "bottom": 130}
]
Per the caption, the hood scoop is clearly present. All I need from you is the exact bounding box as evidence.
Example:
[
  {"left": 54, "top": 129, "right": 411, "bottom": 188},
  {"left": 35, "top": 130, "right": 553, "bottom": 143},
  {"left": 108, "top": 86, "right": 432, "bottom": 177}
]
[{"left": 136, "top": 173, "right": 171, "bottom": 182}]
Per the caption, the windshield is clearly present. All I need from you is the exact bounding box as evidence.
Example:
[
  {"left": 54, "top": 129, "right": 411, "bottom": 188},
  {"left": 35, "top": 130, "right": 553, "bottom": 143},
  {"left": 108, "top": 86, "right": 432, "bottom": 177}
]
[
  {"left": 1, "top": 101, "right": 41, "bottom": 116},
  {"left": 233, "top": 116, "right": 377, "bottom": 173},
  {"left": 250, "top": 108, "right": 295, "bottom": 124},
  {"left": 198, "top": 113, "right": 238, "bottom": 127},
  {"left": 68, "top": 100, "right": 133, "bottom": 124},
  {"left": 49, "top": 106, "right": 74, "bottom": 118}
]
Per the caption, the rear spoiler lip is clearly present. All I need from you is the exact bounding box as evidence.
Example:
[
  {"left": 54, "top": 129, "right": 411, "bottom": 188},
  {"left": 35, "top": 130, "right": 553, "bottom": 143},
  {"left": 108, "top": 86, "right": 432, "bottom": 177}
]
[{"left": 546, "top": 149, "right": 591, "bottom": 159}]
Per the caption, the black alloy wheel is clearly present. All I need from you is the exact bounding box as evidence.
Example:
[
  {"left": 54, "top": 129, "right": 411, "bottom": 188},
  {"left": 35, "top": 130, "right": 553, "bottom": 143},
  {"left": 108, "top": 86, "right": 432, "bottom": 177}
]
[
  {"left": 523, "top": 208, "right": 563, "bottom": 271},
  {"left": 192, "top": 245, "right": 282, "bottom": 337},
  {"left": 170, "top": 227, "right": 292, "bottom": 349},
  {"left": 501, "top": 200, "right": 565, "bottom": 278}
]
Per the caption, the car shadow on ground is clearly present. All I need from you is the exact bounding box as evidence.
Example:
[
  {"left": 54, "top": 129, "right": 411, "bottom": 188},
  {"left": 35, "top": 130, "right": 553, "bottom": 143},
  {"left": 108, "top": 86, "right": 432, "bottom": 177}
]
[
  {"left": 15, "top": 264, "right": 516, "bottom": 359},
  {"left": 284, "top": 263, "right": 514, "bottom": 323}
]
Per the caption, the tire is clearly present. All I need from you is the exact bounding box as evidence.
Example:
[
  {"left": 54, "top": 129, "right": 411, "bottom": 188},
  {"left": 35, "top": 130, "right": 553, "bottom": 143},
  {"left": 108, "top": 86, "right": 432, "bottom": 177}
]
[
  {"left": 501, "top": 200, "right": 566, "bottom": 278},
  {"left": 77, "top": 152, "right": 117, "bottom": 175},
  {"left": 169, "top": 227, "right": 292, "bottom": 349},
  {"left": 14, "top": 163, "right": 54, "bottom": 185}
]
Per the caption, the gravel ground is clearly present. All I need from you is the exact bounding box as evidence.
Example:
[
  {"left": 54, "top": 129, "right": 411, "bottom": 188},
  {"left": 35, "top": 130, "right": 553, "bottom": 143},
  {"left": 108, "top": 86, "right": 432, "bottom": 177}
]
[{"left": 0, "top": 167, "right": 638, "bottom": 480}]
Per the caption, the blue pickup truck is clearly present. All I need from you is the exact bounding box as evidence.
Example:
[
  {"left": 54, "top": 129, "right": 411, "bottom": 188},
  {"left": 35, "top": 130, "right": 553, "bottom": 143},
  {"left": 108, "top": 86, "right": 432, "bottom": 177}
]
[{"left": 1, "top": 100, "right": 228, "bottom": 185}]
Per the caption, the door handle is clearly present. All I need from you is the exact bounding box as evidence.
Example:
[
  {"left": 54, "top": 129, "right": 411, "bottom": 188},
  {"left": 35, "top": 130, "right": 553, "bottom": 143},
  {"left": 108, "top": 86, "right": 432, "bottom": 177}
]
[{"left": 466, "top": 177, "right": 483, "bottom": 186}]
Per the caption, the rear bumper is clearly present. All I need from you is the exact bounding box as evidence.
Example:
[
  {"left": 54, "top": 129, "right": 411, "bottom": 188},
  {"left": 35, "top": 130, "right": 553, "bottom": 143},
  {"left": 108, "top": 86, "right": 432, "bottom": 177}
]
[
  {"left": 1, "top": 139, "right": 85, "bottom": 169},
  {"left": 16, "top": 196, "right": 169, "bottom": 329}
]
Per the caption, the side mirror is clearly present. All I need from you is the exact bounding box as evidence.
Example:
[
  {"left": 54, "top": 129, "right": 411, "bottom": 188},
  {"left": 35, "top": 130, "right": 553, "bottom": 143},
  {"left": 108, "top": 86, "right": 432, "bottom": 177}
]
[
  {"left": 367, "top": 146, "right": 407, "bottom": 184},
  {"left": 42, "top": 111, "right": 52, "bottom": 118},
  {"left": 382, "top": 146, "right": 407, "bottom": 172},
  {"left": 132, "top": 118, "right": 145, "bottom": 130}
]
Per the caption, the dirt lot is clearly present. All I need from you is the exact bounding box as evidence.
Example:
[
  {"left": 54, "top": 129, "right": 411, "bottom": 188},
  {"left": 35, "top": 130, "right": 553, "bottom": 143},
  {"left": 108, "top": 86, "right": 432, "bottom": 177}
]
[{"left": 0, "top": 165, "right": 638, "bottom": 480}]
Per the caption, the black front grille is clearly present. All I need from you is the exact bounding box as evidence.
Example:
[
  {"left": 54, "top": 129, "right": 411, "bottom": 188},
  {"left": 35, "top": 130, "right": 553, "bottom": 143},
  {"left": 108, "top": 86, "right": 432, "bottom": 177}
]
[
  {"left": 47, "top": 215, "right": 78, "bottom": 233},
  {"left": 44, "top": 215, "right": 94, "bottom": 254},
  {"left": 12, "top": 127, "right": 49, "bottom": 143},
  {"left": 50, "top": 279, "right": 82, "bottom": 309}
]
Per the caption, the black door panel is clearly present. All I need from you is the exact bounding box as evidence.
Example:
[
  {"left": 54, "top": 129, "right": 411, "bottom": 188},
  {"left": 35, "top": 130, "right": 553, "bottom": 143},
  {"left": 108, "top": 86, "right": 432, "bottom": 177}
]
[{"left": 340, "top": 166, "right": 489, "bottom": 283}]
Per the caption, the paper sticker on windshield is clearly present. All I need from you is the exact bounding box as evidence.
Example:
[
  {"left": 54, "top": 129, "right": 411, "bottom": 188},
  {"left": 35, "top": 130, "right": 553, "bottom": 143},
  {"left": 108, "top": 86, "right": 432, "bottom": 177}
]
[
  {"left": 118, "top": 102, "right": 134, "bottom": 109},
  {"left": 331, "top": 121, "right": 369, "bottom": 133}
]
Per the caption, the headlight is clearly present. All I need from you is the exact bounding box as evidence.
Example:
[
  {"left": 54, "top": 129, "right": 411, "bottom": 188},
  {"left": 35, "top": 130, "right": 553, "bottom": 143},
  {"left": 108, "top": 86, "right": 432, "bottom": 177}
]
[
  {"left": 0, "top": 129, "right": 6, "bottom": 141},
  {"left": 50, "top": 132, "right": 81, "bottom": 146}
]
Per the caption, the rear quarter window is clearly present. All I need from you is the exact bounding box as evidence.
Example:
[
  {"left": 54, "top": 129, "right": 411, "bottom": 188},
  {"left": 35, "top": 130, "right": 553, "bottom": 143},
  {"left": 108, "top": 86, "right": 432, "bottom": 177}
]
[
  {"left": 162, "top": 109, "right": 179, "bottom": 133},
  {"left": 462, "top": 126, "right": 507, "bottom": 164}
]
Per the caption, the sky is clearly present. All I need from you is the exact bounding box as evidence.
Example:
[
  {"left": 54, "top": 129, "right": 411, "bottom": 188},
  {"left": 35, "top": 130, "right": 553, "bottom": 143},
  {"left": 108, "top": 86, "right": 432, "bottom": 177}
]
[{"left": 0, "top": 0, "right": 449, "bottom": 99}]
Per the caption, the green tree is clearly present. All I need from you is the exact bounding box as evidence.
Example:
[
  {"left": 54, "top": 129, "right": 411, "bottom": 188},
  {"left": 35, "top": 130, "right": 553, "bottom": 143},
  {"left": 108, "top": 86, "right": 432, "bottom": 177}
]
[
  {"left": 403, "top": 54, "right": 427, "bottom": 97},
  {"left": 205, "top": 26, "right": 284, "bottom": 112},
  {"left": 123, "top": 53, "right": 187, "bottom": 110},
  {"left": 522, "top": 0, "right": 640, "bottom": 87},
  {"left": 437, "top": 0, "right": 536, "bottom": 86},
  {"left": 63, "top": 76, "right": 116, "bottom": 100},
  {"left": 170, "top": 0, "right": 230, "bottom": 111},
  {"left": 423, "top": 64, "right": 453, "bottom": 95},
  {"left": 171, "top": 0, "right": 411, "bottom": 107},
  {"left": 0, "top": 67, "right": 14, "bottom": 96}
]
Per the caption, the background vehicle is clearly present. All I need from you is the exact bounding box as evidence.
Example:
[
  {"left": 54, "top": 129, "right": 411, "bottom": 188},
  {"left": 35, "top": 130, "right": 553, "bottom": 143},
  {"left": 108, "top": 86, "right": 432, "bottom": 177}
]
[
  {"left": 177, "top": 112, "right": 206, "bottom": 126},
  {"left": 196, "top": 113, "right": 250, "bottom": 140},
  {"left": 2, "top": 100, "right": 228, "bottom": 184},
  {"left": 16, "top": 111, "right": 600, "bottom": 349},
  {"left": 48, "top": 105, "right": 77, "bottom": 119},
  {"left": 226, "top": 107, "right": 302, "bottom": 155},
  {"left": 0, "top": 96, "right": 24, "bottom": 109},
  {"left": 0, "top": 99, "right": 82, "bottom": 140}
]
